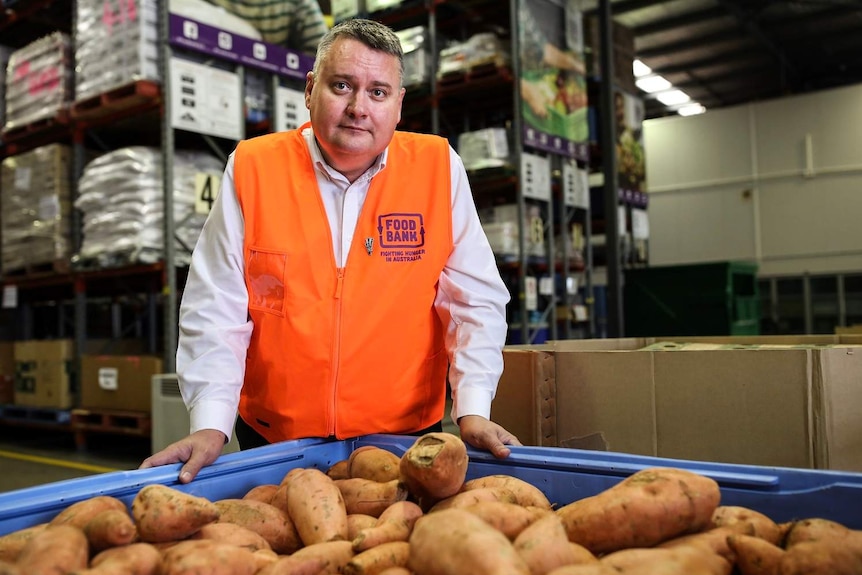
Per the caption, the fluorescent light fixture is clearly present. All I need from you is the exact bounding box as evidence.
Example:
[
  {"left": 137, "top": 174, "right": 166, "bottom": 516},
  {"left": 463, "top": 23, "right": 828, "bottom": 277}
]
[
  {"left": 678, "top": 103, "right": 707, "bottom": 116},
  {"left": 656, "top": 89, "right": 691, "bottom": 105},
  {"left": 635, "top": 75, "right": 672, "bottom": 93},
  {"left": 633, "top": 59, "right": 652, "bottom": 78}
]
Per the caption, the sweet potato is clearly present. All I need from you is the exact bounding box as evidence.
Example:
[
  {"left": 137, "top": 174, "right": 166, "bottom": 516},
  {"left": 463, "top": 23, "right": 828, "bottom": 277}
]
[
  {"left": 514, "top": 514, "right": 597, "bottom": 575},
  {"left": 84, "top": 508, "right": 137, "bottom": 552},
  {"left": 726, "top": 533, "right": 785, "bottom": 575},
  {"left": 352, "top": 501, "right": 423, "bottom": 552},
  {"left": 256, "top": 554, "right": 329, "bottom": 575},
  {"left": 783, "top": 517, "right": 854, "bottom": 547},
  {"left": 399, "top": 432, "right": 468, "bottom": 508},
  {"left": 16, "top": 524, "right": 89, "bottom": 574},
  {"left": 327, "top": 460, "right": 351, "bottom": 481},
  {"left": 428, "top": 486, "right": 517, "bottom": 512},
  {"left": 376, "top": 569, "right": 412, "bottom": 575},
  {"left": 214, "top": 498, "right": 302, "bottom": 554},
  {"left": 286, "top": 468, "right": 349, "bottom": 545},
  {"left": 556, "top": 467, "right": 721, "bottom": 554},
  {"left": 189, "top": 521, "right": 272, "bottom": 551},
  {"left": 348, "top": 514, "right": 379, "bottom": 540},
  {"left": 658, "top": 526, "right": 738, "bottom": 561},
  {"left": 599, "top": 545, "right": 732, "bottom": 575},
  {"left": 0, "top": 523, "right": 47, "bottom": 562},
  {"left": 779, "top": 537, "right": 862, "bottom": 575},
  {"left": 462, "top": 475, "right": 553, "bottom": 509},
  {"left": 243, "top": 484, "right": 279, "bottom": 504},
  {"left": 132, "top": 484, "right": 220, "bottom": 542},
  {"left": 334, "top": 478, "right": 409, "bottom": 517},
  {"left": 253, "top": 548, "right": 280, "bottom": 572},
  {"left": 546, "top": 566, "right": 616, "bottom": 575},
  {"left": 409, "top": 508, "right": 530, "bottom": 575},
  {"left": 77, "top": 542, "right": 161, "bottom": 575},
  {"left": 50, "top": 496, "right": 128, "bottom": 529},
  {"left": 349, "top": 446, "right": 401, "bottom": 483},
  {"left": 288, "top": 540, "right": 356, "bottom": 574},
  {"left": 344, "top": 541, "right": 411, "bottom": 575},
  {"left": 0, "top": 560, "right": 19, "bottom": 575},
  {"left": 159, "top": 539, "right": 258, "bottom": 575},
  {"left": 710, "top": 505, "right": 782, "bottom": 545},
  {"left": 463, "top": 501, "right": 547, "bottom": 540}
]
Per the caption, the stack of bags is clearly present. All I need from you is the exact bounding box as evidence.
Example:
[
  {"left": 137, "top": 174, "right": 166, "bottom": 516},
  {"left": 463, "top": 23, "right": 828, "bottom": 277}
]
[
  {"left": 75, "top": 146, "right": 224, "bottom": 267},
  {"left": 3, "top": 32, "right": 73, "bottom": 132}
]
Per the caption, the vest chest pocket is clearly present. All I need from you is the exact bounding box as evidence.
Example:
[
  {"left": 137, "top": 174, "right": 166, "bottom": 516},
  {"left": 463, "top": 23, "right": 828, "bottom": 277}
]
[{"left": 247, "top": 248, "right": 286, "bottom": 316}]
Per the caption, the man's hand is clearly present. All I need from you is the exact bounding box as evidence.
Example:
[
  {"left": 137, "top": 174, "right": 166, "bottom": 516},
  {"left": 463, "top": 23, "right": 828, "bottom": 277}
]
[
  {"left": 139, "top": 429, "right": 227, "bottom": 483},
  {"left": 457, "top": 415, "right": 522, "bottom": 459}
]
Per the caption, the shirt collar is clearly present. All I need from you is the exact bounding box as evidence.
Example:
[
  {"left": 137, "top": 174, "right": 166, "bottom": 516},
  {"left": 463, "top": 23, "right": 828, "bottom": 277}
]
[{"left": 302, "top": 126, "right": 388, "bottom": 184}]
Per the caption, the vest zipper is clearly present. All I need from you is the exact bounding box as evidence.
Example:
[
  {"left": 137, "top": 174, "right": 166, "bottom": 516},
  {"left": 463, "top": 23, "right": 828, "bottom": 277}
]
[{"left": 329, "top": 267, "right": 346, "bottom": 436}]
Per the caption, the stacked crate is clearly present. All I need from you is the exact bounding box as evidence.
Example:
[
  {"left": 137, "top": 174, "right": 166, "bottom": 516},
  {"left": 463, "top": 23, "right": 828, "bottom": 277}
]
[{"left": 0, "top": 144, "right": 73, "bottom": 273}]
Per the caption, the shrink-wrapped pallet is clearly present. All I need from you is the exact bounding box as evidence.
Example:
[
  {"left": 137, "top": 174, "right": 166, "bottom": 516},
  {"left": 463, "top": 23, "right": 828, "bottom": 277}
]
[
  {"left": 3, "top": 33, "right": 73, "bottom": 132},
  {"left": 75, "top": 146, "right": 224, "bottom": 267},
  {"left": 0, "top": 144, "right": 73, "bottom": 272}
]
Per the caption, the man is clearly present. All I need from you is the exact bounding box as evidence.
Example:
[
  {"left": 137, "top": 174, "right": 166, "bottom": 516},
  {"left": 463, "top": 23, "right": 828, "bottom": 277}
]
[{"left": 141, "top": 18, "right": 520, "bottom": 483}]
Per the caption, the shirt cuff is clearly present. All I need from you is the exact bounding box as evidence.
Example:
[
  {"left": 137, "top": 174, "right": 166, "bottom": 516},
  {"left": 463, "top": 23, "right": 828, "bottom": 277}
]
[
  {"left": 189, "top": 400, "right": 239, "bottom": 442},
  {"left": 451, "top": 385, "right": 495, "bottom": 422}
]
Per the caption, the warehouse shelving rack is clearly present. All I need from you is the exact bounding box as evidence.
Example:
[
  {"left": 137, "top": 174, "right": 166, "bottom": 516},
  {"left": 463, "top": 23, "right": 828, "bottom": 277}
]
[
  {"left": 349, "top": 0, "right": 596, "bottom": 344},
  {"left": 0, "top": 0, "right": 311, "bottom": 434}
]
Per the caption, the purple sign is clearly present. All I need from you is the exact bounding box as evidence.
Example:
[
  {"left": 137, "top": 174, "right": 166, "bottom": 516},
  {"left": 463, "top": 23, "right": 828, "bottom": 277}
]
[
  {"left": 168, "top": 15, "right": 314, "bottom": 81},
  {"left": 523, "top": 124, "right": 590, "bottom": 162}
]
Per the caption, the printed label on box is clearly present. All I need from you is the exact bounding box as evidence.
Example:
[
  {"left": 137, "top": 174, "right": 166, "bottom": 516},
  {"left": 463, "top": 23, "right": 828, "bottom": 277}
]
[{"left": 98, "top": 367, "right": 119, "bottom": 391}]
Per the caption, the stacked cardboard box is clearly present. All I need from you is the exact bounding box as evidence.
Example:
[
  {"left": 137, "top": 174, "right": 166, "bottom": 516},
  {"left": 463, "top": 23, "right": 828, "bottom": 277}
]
[
  {"left": 0, "top": 342, "right": 14, "bottom": 405},
  {"left": 14, "top": 339, "right": 75, "bottom": 409},
  {"left": 492, "top": 335, "right": 862, "bottom": 472},
  {"left": 0, "top": 144, "right": 73, "bottom": 272},
  {"left": 80, "top": 355, "right": 164, "bottom": 413}
]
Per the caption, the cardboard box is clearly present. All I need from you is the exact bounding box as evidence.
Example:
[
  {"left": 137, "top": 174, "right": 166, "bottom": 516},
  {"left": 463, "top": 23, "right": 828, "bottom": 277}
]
[
  {"left": 492, "top": 335, "right": 862, "bottom": 472},
  {"left": 80, "top": 355, "right": 164, "bottom": 413},
  {"left": 13, "top": 340, "right": 75, "bottom": 409},
  {"left": 0, "top": 342, "right": 14, "bottom": 404}
]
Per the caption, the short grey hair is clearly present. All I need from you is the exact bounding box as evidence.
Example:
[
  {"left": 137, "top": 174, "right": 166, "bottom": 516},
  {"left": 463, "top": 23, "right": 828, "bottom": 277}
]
[{"left": 312, "top": 18, "right": 404, "bottom": 86}]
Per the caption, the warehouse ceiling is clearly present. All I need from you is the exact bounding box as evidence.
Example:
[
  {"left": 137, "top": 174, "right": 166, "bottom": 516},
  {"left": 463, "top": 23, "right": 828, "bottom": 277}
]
[{"left": 594, "top": 0, "right": 862, "bottom": 119}]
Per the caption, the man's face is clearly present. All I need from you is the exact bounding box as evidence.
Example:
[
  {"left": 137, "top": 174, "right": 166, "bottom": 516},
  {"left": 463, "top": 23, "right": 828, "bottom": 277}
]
[{"left": 305, "top": 37, "right": 405, "bottom": 181}]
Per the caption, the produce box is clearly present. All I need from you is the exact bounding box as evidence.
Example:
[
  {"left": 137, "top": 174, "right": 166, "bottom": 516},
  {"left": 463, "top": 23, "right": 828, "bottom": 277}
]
[
  {"left": 493, "top": 335, "right": 862, "bottom": 472},
  {"left": 1, "top": 435, "right": 861, "bottom": 536}
]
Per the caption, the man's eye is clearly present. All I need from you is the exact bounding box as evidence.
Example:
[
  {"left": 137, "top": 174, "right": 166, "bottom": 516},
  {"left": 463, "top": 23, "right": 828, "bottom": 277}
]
[
  {"left": 334, "top": 82, "right": 349, "bottom": 91},
  {"left": 372, "top": 89, "right": 386, "bottom": 98}
]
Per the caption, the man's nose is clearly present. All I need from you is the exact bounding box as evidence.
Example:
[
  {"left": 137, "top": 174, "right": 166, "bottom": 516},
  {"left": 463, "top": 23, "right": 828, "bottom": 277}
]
[{"left": 347, "top": 92, "right": 368, "bottom": 117}]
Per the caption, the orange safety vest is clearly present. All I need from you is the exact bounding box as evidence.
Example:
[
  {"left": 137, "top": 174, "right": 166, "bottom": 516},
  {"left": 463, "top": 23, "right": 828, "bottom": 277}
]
[{"left": 233, "top": 127, "right": 453, "bottom": 442}]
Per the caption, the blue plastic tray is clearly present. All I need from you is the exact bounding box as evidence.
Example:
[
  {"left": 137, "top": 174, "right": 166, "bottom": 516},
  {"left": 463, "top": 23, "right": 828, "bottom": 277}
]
[{"left": 1, "top": 435, "right": 861, "bottom": 536}]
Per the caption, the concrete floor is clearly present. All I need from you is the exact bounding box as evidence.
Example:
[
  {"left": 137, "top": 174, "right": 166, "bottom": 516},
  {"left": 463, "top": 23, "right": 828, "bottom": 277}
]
[{"left": 0, "top": 426, "right": 151, "bottom": 494}]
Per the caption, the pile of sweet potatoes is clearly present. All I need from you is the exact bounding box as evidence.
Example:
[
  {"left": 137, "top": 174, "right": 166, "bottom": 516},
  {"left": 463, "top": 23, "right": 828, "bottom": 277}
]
[{"left": 0, "top": 431, "right": 860, "bottom": 575}]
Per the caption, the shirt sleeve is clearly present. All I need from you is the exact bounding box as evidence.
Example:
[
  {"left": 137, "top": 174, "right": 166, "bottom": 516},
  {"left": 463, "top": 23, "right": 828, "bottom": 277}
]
[
  {"left": 177, "top": 152, "right": 253, "bottom": 440},
  {"left": 435, "top": 146, "right": 511, "bottom": 422}
]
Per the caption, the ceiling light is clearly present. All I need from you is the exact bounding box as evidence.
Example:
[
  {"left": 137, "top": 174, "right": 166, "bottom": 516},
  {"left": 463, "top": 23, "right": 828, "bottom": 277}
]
[
  {"left": 677, "top": 103, "right": 706, "bottom": 116},
  {"left": 633, "top": 60, "right": 651, "bottom": 78},
  {"left": 656, "top": 89, "right": 691, "bottom": 105},
  {"left": 635, "top": 75, "right": 672, "bottom": 93}
]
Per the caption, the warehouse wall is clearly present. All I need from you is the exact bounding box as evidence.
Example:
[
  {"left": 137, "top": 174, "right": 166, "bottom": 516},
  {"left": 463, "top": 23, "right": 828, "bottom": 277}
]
[{"left": 642, "top": 83, "right": 862, "bottom": 277}]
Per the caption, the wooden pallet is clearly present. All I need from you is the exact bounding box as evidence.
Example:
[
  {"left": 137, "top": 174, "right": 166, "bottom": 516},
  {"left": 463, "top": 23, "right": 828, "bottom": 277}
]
[
  {"left": 70, "top": 408, "right": 151, "bottom": 449},
  {"left": 0, "top": 109, "right": 71, "bottom": 144},
  {"left": 71, "top": 80, "right": 161, "bottom": 122},
  {"left": 2, "top": 258, "right": 72, "bottom": 279},
  {"left": 0, "top": 404, "right": 72, "bottom": 426}
]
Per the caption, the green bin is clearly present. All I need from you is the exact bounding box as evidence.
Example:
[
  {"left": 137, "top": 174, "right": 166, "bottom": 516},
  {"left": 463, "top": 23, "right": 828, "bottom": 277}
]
[{"left": 624, "top": 261, "right": 760, "bottom": 336}]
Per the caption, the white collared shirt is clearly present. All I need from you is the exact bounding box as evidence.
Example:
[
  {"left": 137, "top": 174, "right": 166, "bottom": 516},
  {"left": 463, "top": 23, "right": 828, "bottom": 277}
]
[{"left": 178, "top": 127, "right": 510, "bottom": 439}]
